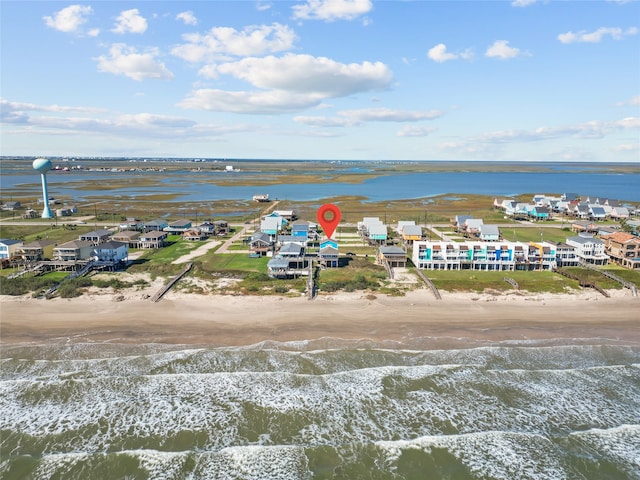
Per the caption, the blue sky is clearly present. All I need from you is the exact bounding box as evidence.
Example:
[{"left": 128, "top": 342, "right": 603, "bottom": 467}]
[{"left": 1, "top": 0, "right": 638, "bottom": 162}]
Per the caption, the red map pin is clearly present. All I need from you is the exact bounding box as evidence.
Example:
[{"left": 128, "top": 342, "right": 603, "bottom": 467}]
[{"left": 317, "top": 203, "right": 341, "bottom": 239}]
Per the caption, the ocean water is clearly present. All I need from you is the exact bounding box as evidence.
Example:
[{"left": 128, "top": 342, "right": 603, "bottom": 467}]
[{"left": 1, "top": 340, "right": 639, "bottom": 479}]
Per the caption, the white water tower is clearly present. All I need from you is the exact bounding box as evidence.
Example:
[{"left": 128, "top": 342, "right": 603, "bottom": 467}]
[{"left": 32, "top": 158, "right": 54, "bottom": 218}]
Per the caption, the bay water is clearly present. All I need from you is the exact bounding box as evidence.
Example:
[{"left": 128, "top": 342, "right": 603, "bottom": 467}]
[{"left": 1, "top": 339, "right": 639, "bottom": 479}]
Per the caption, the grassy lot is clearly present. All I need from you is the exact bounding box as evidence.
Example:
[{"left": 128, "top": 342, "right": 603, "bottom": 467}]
[
  {"left": 502, "top": 227, "right": 574, "bottom": 244},
  {"left": 561, "top": 267, "right": 625, "bottom": 290},
  {"left": 318, "top": 258, "right": 387, "bottom": 292},
  {"left": 602, "top": 265, "right": 640, "bottom": 285},
  {"left": 426, "top": 270, "right": 580, "bottom": 293}
]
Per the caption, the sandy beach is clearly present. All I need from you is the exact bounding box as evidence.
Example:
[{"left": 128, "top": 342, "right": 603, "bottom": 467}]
[{"left": 1, "top": 282, "right": 639, "bottom": 348}]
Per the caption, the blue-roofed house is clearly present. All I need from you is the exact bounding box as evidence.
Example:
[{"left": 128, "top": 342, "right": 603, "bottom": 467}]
[{"left": 319, "top": 239, "right": 339, "bottom": 268}]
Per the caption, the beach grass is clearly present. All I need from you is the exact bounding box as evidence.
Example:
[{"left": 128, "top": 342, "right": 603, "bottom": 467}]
[{"left": 427, "top": 270, "right": 579, "bottom": 294}]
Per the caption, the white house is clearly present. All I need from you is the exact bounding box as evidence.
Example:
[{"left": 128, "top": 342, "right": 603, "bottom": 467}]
[
  {"left": 92, "top": 241, "right": 128, "bottom": 263},
  {"left": 566, "top": 233, "right": 608, "bottom": 265}
]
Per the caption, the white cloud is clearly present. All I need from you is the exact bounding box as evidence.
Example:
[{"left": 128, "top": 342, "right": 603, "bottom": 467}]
[
  {"left": 176, "top": 11, "right": 197, "bottom": 26},
  {"left": 172, "top": 23, "right": 296, "bottom": 62},
  {"left": 558, "top": 26, "right": 638, "bottom": 44},
  {"left": 43, "top": 5, "right": 93, "bottom": 34},
  {"left": 95, "top": 44, "right": 173, "bottom": 81},
  {"left": 427, "top": 43, "right": 473, "bottom": 63},
  {"left": 112, "top": 8, "right": 148, "bottom": 34},
  {"left": 178, "top": 89, "right": 325, "bottom": 114},
  {"left": 1, "top": 99, "right": 105, "bottom": 124},
  {"left": 397, "top": 125, "right": 435, "bottom": 137},
  {"left": 558, "top": 27, "right": 638, "bottom": 43},
  {"left": 295, "top": 108, "right": 442, "bottom": 127},
  {"left": 179, "top": 54, "right": 392, "bottom": 114},
  {"left": 1, "top": 99, "right": 246, "bottom": 139},
  {"left": 292, "top": 0, "right": 373, "bottom": 21},
  {"left": 485, "top": 40, "right": 522, "bottom": 60},
  {"left": 211, "top": 53, "right": 393, "bottom": 97},
  {"left": 428, "top": 44, "right": 457, "bottom": 63},
  {"left": 629, "top": 95, "right": 640, "bottom": 106}
]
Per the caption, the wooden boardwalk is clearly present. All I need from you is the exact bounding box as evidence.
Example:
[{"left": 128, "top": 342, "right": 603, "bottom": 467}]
[{"left": 150, "top": 263, "right": 193, "bottom": 303}]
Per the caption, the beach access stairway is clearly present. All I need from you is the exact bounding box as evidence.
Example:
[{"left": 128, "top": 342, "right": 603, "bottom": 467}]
[
  {"left": 414, "top": 268, "right": 442, "bottom": 300},
  {"left": 150, "top": 262, "right": 193, "bottom": 303},
  {"left": 555, "top": 267, "right": 610, "bottom": 298},
  {"left": 578, "top": 262, "right": 638, "bottom": 297}
]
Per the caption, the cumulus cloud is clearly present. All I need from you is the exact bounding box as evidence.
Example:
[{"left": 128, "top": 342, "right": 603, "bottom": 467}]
[
  {"left": 511, "top": 0, "right": 537, "bottom": 6},
  {"left": 292, "top": 0, "right": 372, "bottom": 21},
  {"left": 295, "top": 108, "right": 442, "bottom": 127},
  {"left": 212, "top": 53, "right": 392, "bottom": 96},
  {"left": 176, "top": 11, "right": 197, "bottom": 26},
  {"left": 179, "top": 54, "right": 392, "bottom": 114},
  {"left": 112, "top": 8, "right": 148, "bottom": 34},
  {"left": 558, "top": 26, "right": 638, "bottom": 43},
  {"left": 485, "top": 40, "right": 523, "bottom": 59},
  {"left": 172, "top": 23, "right": 296, "bottom": 62},
  {"left": 43, "top": 4, "right": 93, "bottom": 34},
  {"left": 95, "top": 44, "right": 173, "bottom": 81},
  {"left": 427, "top": 43, "right": 473, "bottom": 63},
  {"left": 178, "top": 89, "right": 324, "bottom": 114}
]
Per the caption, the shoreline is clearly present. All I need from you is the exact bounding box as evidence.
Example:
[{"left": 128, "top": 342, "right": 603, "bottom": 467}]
[{"left": 2, "top": 287, "right": 639, "bottom": 349}]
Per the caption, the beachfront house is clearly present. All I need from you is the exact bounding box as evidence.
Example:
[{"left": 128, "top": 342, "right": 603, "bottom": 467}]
[
  {"left": 110, "top": 230, "right": 141, "bottom": 248},
  {"left": 318, "top": 239, "right": 339, "bottom": 268},
  {"left": 0, "top": 239, "right": 23, "bottom": 260},
  {"left": 138, "top": 231, "right": 168, "bottom": 249},
  {"left": 552, "top": 242, "right": 580, "bottom": 267},
  {"left": 19, "top": 239, "right": 57, "bottom": 262},
  {"left": 92, "top": 241, "right": 128, "bottom": 264},
  {"left": 53, "top": 240, "right": 94, "bottom": 261},
  {"left": 566, "top": 233, "right": 608, "bottom": 265},
  {"left": 601, "top": 232, "right": 640, "bottom": 269},
  {"left": 377, "top": 246, "right": 407, "bottom": 268},
  {"left": 79, "top": 229, "right": 112, "bottom": 245}
]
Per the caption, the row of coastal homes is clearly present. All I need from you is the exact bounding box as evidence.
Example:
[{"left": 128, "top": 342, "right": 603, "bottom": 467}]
[
  {"left": 411, "top": 232, "right": 621, "bottom": 271},
  {"left": 494, "top": 194, "right": 637, "bottom": 221}
]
